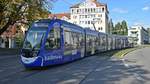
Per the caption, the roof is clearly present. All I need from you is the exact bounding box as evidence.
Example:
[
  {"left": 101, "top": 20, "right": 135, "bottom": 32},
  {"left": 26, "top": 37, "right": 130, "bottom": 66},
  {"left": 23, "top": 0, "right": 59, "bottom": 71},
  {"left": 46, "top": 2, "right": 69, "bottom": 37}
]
[
  {"left": 70, "top": 0, "right": 106, "bottom": 8},
  {"left": 48, "top": 13, "right": 70, "bottom": 19}
]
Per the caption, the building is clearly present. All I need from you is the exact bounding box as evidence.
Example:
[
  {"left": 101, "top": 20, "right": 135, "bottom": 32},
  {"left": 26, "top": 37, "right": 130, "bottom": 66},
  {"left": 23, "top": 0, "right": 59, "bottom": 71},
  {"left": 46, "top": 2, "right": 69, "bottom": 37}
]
[
  {"left": 48, "top": 13, "right": 70, "bottom": 22},
  {"left": 0, "top": 25, "right": 16, "bottom": 48},
  {"left": 48, "top": 0, "right": 109, "bottom": 33},
  {"left": 70, "top": 0, "right": 109, "bottom": 33},
  {"left": 147, "top": 28, "right": 150, "bottom": 43},
  {"left": 128, "top": 25, "right": 149, "bottom": 45},
  {"left": 0, "top": 23, "right": 26, "bottom": 48}
]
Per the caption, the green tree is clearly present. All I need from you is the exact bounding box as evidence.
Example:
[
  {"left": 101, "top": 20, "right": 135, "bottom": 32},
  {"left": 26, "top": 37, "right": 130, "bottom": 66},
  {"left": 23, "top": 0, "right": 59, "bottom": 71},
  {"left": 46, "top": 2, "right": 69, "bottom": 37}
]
[
  {"left": 113, "top": 24, "right": 118, "bottom": 34},
  {"left": 108, "top": 19, "right": 114, "bottom": 34},
  {"left": 0, "top": 0, "right": 55, "bottom": 35},
  {"left": 113, "top": 20, "right": 128, "bottom": 35},
  {"left": 121, "top": 20, "right": 128, "bottom": 35},
  {"left": 114, "top": 22, "right": 121, "bottom": 35}
]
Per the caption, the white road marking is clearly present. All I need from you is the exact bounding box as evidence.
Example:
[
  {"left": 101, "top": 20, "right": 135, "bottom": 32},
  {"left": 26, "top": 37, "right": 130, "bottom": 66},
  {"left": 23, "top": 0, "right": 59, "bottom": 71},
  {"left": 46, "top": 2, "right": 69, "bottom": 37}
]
[
  {"left": 133, "top": 73, "right": 144, "bottom": 81},
  {"left": 121, "top": 58, "right": 130, "bottom": 68},
  {"left": 95, "top": 66, "right": 112, "bottom": 71},
  {"left": 121, "top": 58, "right": 145, "bottom": 81},
  {"left": 121, "top": 58, "right": 125, "bottom": 61},
  {"left": 124, "top": 63, "right": 130, "bottom": 68}
]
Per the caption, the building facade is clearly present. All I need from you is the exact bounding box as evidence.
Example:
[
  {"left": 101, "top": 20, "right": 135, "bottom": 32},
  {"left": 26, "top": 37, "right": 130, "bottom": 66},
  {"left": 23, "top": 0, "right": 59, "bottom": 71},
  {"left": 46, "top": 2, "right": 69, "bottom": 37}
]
[
  {"left": 128, "top": 25, "right": 149, "bottom": 45},
  {"left": 0, "top": 24, "right": 26, "bottom": 48},
  {"left": 48, "top": 13, "right": 70, "bottom": 22},
  {"left": 0, "top": 25, "right": 16, "bottom": 48},
  {"left": 147, "top": 28, "right": 150, "bottom": 43},
  {"left": 70, "top": 0, "right": 109, "bottom": 33},
  {"left": 48, "top": 0, "right": 109, "bottom": 33}
]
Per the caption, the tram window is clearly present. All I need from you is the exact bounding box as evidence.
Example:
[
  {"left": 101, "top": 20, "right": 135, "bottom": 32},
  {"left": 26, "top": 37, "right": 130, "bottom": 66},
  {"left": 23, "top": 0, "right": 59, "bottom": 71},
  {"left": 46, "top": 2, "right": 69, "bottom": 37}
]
[
  {"left": 89, "top": 36, "right": 92, "bottom": 46},
  {"left": 45, "top": 27, "right": 60, "bottom": 50},
  {"left": 102, "top": 36, "right": 106, "bottom": 46},
  {"left": 72, "top": 32, "right": 78, "bottom": 49},
  {"left": 79, "top": 34, "right": 84, "bottom": 47},
  {"left": 95, "top": 37, "right": 99, "bottom": 46},
  {"left": 64, "top": 31, "right": 74, "bottom": 50}
]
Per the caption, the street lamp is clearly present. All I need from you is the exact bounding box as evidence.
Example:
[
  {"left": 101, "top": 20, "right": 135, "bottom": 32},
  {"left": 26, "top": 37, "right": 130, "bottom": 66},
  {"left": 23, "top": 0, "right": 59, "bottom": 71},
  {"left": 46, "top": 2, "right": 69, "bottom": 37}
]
[{"left": 91, "top": 18, "right": 100, "bottom": 31}]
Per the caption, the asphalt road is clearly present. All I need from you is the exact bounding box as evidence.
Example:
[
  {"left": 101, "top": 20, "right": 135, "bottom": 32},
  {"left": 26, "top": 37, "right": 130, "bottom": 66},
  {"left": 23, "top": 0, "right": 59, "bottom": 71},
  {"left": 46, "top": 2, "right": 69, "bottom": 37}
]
[{"left": 0, "top": 47, "right": 150, "bottom": 84}]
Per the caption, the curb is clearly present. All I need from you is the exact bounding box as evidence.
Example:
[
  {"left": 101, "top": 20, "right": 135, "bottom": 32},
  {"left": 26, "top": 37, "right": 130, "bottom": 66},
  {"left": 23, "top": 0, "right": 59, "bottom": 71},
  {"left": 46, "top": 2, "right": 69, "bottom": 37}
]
[{"left": 119, "top": 46, "right": 150, "bottom": 58}]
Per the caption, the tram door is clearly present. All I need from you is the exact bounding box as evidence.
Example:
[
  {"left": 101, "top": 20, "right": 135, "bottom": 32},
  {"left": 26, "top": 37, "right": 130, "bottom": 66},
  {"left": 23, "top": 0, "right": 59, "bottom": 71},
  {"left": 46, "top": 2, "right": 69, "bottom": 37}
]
[{"left": 44, "top": 24, "right": 63, "bottom": 61}]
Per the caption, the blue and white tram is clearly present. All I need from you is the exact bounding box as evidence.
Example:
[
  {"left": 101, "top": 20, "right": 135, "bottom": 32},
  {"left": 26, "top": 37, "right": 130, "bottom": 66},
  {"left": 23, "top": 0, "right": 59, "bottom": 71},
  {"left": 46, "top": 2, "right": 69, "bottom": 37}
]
[
  {"left": 21, "top": 19, "right": 85, "bottom": 68},
  {"left": 21, "top": 19, "right": 130, "bottom": 68}
]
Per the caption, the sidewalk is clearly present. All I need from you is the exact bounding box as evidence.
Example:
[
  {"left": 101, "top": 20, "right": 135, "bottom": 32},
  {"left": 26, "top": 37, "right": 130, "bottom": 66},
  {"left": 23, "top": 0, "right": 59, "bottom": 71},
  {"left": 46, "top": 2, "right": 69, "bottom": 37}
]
[{"left": 0, "top": 48, "right": 20, "bottom": 56}]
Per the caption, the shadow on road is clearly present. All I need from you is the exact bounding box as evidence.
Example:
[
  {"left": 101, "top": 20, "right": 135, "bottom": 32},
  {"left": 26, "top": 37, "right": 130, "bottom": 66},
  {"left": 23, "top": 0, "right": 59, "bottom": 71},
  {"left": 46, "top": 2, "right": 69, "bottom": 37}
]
[{"left": 79, "top": 59, "right": 150, "bottom": 84}]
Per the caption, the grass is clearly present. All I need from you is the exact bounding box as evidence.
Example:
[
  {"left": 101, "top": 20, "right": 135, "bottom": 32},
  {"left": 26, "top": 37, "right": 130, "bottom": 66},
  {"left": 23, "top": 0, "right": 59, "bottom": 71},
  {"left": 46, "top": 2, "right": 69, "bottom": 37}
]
[{"left": 114, "top": 48, "right": 137, "bottom": 58}]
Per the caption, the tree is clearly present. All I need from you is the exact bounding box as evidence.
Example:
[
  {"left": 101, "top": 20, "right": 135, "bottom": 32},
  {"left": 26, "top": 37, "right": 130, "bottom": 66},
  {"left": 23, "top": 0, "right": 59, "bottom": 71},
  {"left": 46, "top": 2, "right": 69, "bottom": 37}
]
[
  {"left": 114, "top": 22, "right": 121, "bottom": 35},
  {"left": 113, "top": 20, "right": 128, "bottom": 35},
  {"left": 121, "top": 20, "right": 128, "bottom": 35},
  {"left": 0, "top": 0, "right": 56, "bottom": 35},
  {"left": 108, "top": 19, "right": 114, "bottom": 34}
]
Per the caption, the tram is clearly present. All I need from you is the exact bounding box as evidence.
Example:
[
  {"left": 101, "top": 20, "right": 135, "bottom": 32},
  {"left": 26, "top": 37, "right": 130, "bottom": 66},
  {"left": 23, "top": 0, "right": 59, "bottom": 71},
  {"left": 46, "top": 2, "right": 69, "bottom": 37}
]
[{"left": 21, "top": 19, "right": 130, "bottom": 68}]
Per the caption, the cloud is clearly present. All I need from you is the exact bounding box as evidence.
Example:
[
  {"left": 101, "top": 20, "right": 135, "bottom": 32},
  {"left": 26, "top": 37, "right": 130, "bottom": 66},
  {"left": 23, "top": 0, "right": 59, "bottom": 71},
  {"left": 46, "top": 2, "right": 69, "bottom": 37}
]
[
  {"left": 112, "top": 8, "right": 128, "bottom": 13},
  {"left": 142, "top": 6, "right": 150, "bottom": 11}
]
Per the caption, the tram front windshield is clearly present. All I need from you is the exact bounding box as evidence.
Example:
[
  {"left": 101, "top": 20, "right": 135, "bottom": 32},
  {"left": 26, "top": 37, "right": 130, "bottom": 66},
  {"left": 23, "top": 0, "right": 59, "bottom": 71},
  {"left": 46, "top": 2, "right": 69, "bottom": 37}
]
[{"left": 23, "top": 23, "right": 48, "bottom": 50}]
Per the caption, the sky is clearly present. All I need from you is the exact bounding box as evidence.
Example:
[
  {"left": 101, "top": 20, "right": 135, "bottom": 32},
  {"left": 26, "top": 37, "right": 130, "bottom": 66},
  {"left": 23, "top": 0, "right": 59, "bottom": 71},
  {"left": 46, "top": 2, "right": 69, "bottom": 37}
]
[{"left": 50, "top": 0, "right": 150, "bottom": 28}]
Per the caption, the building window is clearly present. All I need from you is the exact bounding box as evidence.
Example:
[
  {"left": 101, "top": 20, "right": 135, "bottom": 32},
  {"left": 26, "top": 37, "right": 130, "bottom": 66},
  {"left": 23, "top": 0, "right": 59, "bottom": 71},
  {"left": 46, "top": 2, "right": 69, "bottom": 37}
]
[
  {"left": 85, "top": 15, "right": 87, "bottom": 18},
  {"left": 99, "top": 8, "right": 101, "bottom": 12},
  {"left": 82, "top": 21, "right": 84, "bottom": 24},
  {"left": 98, "top": 27, "right": 103, "bottom": 30},
  {"left": 100, "top": 20, "right": 102, "bottom": 23},
  {"left": 79, "top": 9, "right": 81, "bottom": 14},
  {"left": 98, "top": 27, "right": 101, "bottom": 30},
  {"left": 71, "top": 9, "right": 74, "bottom": 14},
  {"left": 93, "top": 8, "right": 96, "bottom": 13},
  {"left": 77, "top": 9, "right": 79, "bottom": 14},
  {"left": 85, "top": 8, "right": 87, "bottom": 13},
  {"left": 88, "top": 15, "right": 90, "bottom": 18},
  {"left": 98, "top": 14, "right": 102, "bottom": 17},
  {"left": 82, "top": 9, "right": 84, "bottom": 14},
  {"left": 79, "top": 15, "right": 82, "bottom": 19},
  {"left": 96, "top": 8, "right": 98, "bottom": 13},
  {"left": 85, "top": 21, "right": 87, "bottom": 24},
  {"left": 88, "top": 8, "right": 90, "bottom": 13},
  {"left": 88, "top": 21, "right": 90, "bottom": 24},
  {"left": 80, "top": 21, "right": 82, "bottom": 24},
  {"left": 91, "top": 8, "right": 93, "bottom": 13},
  {"left": 102, "top": 7, "right": 105, "bottom": 12}
]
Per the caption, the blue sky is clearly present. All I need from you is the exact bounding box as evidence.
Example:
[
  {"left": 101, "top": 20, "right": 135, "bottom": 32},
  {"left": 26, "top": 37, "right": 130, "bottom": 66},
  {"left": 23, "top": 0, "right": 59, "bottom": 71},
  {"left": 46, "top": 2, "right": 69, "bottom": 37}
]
[{"left": 50, "top": 0, "right": 150, "bottom": 28}]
